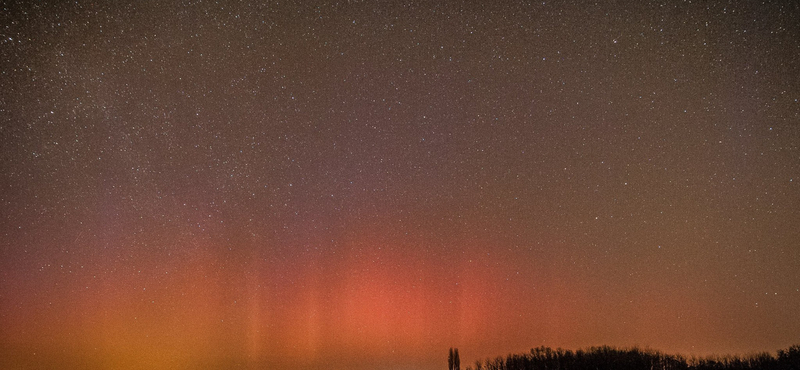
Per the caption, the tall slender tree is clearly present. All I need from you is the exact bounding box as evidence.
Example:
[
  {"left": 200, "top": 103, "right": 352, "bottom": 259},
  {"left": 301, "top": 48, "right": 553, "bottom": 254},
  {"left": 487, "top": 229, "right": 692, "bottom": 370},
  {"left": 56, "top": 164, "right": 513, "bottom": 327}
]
[
  {"left": 454, "top": 348, "right": 461, "bottom": 370},
  {"left": 449, "top": 348, "right": 454, "bottom": 370}
]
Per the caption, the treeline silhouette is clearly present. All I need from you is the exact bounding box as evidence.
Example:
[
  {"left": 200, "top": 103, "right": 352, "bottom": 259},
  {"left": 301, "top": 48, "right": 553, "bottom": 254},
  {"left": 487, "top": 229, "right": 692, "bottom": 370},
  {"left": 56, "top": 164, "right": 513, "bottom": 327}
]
[{"left": 457, "top": 344, "right": 800, "bottom": 370}]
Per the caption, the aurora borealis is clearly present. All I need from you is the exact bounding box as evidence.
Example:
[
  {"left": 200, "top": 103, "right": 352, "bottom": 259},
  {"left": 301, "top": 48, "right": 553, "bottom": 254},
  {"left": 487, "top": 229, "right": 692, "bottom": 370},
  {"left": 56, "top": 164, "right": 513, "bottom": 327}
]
[{"left": 1, "top": 1, "right": 799, "bottom": 369}]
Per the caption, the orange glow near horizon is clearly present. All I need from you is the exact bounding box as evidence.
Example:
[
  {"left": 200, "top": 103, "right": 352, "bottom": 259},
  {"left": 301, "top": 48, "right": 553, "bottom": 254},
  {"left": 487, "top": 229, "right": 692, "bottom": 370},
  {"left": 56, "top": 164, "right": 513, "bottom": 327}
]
[
  {"left": 2, "top": 230, "right": 584, "bottom": 369},
  {"left": 3, "top": 223, "right": 798, "bottom": 369}
]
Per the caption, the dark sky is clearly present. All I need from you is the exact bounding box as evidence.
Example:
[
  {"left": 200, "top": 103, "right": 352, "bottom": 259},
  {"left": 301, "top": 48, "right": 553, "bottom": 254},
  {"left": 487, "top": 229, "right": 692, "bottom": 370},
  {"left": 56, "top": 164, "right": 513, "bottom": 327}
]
[{"left": 1, "top": 1, "right": 799, "bottom": 369}]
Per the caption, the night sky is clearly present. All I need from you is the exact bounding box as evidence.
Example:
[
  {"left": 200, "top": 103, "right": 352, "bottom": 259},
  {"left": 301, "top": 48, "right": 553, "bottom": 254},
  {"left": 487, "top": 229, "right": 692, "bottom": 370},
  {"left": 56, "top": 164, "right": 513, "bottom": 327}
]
[{"left": 1, "top": 1, "right": 799, "bottom": 369}]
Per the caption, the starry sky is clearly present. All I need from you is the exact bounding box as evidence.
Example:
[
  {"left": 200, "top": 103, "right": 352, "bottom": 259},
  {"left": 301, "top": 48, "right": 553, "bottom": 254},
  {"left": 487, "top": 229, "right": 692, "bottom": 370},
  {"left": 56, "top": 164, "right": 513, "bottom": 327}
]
[{"left": 1, "top": 1, "right": 799, "bottom": 369}]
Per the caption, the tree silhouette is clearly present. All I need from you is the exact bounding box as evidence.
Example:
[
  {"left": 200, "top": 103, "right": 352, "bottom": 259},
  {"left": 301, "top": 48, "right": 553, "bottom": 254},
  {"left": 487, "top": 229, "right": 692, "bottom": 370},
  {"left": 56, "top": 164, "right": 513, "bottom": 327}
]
[
  {"left": 449, "top": 347, "right": 461, "bottom": 370},
  {"left": 449, "top": 348, "right": 454, "bottom": 370},
  {"left": 454, "top": 344, "right": 800, "bottom": 370}
]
